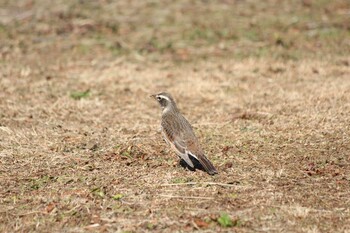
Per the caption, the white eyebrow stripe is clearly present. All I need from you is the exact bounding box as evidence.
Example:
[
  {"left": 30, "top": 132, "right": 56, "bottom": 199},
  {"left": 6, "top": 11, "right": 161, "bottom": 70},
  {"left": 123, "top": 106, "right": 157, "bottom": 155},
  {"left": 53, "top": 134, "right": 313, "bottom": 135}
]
[{"left": 157, "top": 95, "right": 170, "bottom": 102}]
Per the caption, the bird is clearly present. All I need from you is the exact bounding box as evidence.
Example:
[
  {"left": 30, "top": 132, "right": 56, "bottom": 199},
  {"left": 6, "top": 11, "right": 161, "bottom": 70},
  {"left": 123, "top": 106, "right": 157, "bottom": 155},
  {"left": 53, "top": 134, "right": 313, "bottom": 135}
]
[{"left": 150, "top": 92, "right": 218, "bottom": 175}]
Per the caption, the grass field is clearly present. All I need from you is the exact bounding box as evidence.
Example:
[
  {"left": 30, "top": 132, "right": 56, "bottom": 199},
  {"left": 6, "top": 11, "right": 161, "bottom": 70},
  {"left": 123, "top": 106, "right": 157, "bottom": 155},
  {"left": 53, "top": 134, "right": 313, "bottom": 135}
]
[{"left": 1, "top": 0, "right": 350, "bottom": 232}]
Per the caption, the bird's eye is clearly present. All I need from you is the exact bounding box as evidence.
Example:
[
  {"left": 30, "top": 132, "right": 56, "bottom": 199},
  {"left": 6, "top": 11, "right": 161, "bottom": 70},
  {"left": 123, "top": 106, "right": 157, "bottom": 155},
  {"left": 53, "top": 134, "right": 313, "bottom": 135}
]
[{"left": 156, "top": 96, "right": 161, "bottom": 101}]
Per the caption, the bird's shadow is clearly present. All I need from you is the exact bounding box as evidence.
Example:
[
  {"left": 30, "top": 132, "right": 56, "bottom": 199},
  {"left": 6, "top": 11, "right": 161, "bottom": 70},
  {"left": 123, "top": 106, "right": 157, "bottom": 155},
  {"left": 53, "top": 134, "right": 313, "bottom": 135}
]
[{"left": 179, "top": 158, "right": 206, "bottom": 173}]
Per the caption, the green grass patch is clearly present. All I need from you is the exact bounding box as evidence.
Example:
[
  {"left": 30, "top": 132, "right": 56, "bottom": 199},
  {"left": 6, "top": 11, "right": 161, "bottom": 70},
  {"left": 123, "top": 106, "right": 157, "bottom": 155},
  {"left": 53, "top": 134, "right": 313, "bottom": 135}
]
[
  {"left": 217, "top": 213, "right": 233, "bottom": 227},
  {"left": 70, "top": 90, "right": 90, "bottom": 100},
  {"left": 112, "top": 194, "right": 124, "bottom": 200}
]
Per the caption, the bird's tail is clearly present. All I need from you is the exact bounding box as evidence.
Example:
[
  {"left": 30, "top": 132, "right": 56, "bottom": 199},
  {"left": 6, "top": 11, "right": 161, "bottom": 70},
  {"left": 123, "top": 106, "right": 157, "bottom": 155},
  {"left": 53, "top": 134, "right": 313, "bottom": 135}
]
[{"left": 197, "top": 154, "right": 218, "bottom": 175}]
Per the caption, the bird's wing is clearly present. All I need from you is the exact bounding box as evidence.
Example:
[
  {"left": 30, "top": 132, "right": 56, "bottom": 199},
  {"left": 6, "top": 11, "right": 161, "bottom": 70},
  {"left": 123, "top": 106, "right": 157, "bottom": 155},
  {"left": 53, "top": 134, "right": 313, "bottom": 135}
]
[
  {"left": 161, "top": 114, "right": 218, "bottom": 175},
  {"left": 161, "top": 124, "right": 195, "bottom": 167},
  {"left": 186, "top": 139, "right": 218, "bottom": 175}
]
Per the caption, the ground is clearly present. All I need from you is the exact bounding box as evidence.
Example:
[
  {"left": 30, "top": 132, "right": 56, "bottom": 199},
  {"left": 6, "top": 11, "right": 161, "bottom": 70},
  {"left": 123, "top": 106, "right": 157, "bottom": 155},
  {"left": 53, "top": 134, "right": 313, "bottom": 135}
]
[{"left": 0, "top": 0, "right": 350, "bottom": 232}]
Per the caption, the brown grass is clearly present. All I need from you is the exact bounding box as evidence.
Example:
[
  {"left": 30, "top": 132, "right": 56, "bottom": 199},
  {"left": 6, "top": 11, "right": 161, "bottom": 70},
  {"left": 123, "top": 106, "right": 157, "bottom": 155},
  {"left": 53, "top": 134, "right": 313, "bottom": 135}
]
[{"left": 1, "top": 0, "right": 350, "bottom": 232}]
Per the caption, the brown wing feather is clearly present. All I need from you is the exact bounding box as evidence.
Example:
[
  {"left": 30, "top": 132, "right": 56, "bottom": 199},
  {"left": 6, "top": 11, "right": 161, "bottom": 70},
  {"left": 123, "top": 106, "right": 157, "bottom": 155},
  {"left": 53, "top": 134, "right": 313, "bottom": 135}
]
[
  {"left": 186, "top": 138, "right": 218, "bottom": 175},
  {"left": 162, "top": 121, "right": 195, "bottom": 167},
  {"left": 162, "top": 113, "right": 218, "bottom": 175}
]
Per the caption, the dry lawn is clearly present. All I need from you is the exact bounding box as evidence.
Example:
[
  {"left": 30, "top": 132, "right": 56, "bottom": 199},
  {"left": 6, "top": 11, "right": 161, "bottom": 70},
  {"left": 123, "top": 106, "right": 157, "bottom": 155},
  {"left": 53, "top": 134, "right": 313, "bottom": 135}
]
[{"left": 1, "top": 0, "right": 350, "bottom": 232}]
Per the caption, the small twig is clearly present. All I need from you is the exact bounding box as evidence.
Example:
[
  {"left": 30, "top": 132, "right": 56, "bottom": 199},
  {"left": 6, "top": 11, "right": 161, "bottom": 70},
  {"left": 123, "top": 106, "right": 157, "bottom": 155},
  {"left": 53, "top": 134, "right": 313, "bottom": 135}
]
[
  {"left": 17, "top": 211, "right": 45, "bottom": 216},
  {"left": 161, "top": 182, "right": 237, "bottom": 187},
  {"left": 120, "top": 199, "right": 134, "bottom": 205},
  {"left": 193, "top": 121, "right": 231, "bottom": 126},
  {"left": 158, "top": 194, "right": 214, "bottom": 200},
  {"left": 264, "top": 205, "right": 337, "bottom": 213}
]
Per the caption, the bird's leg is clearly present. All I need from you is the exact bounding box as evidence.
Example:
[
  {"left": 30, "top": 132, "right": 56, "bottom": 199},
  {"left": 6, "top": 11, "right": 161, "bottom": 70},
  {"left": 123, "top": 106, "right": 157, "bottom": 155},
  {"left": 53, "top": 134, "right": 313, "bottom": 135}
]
[{"left": 178, "top": 159, "right": 196, "bottom": 171}]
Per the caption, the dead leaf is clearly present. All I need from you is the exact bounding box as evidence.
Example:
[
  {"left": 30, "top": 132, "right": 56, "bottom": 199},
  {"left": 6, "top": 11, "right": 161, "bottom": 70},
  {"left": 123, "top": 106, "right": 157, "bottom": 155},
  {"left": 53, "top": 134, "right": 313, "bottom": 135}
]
[
  {"left": 46, "top": 202, "right": 56, "bottom": 213},
  {"left": 193, "top": 218, "right": 209, "bottom": 228}
]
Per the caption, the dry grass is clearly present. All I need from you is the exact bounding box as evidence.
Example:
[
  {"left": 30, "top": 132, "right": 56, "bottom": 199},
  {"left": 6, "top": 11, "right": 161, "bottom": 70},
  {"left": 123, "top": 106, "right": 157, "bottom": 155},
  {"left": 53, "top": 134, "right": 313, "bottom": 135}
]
[{"left": 1, "top": 0, "right": 350, "bottom": 232}]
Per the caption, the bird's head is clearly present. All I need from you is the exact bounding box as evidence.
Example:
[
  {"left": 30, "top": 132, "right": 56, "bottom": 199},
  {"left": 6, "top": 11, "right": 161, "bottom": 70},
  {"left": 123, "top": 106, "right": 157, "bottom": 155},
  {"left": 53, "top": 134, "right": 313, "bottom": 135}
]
[{"left": 150, "top": 92, "right": 177, "bottom": 112}]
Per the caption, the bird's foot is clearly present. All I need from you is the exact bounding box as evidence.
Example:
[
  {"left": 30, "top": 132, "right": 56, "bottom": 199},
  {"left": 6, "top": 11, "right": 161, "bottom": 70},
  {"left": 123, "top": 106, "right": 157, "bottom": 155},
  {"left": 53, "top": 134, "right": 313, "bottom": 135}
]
[{"left": 179, "top": 159, "right": 196, "bottom": 171}]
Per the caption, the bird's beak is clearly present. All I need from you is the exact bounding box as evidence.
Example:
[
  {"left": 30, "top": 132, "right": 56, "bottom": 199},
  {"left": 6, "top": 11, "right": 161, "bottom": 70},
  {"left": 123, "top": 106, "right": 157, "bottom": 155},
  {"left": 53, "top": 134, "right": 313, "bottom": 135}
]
[{"left": 150, "top": 94, "right": 156, "bottom": 99}]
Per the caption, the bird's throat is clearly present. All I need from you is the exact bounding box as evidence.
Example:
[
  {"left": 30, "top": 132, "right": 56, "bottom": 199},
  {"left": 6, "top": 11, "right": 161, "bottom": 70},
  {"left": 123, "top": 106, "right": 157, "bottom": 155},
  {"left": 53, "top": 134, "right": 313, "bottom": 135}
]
[{"left": 162, "top": 106, "right": 170, "bottom": 114}]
